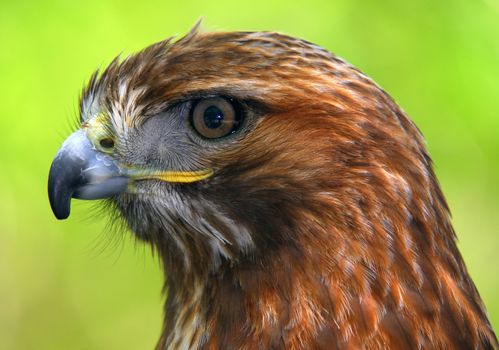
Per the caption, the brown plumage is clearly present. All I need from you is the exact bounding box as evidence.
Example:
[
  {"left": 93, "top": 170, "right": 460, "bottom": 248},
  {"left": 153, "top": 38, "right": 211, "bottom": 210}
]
[{"left": 49, "top": 25, "right": 497, "bottom": 349}]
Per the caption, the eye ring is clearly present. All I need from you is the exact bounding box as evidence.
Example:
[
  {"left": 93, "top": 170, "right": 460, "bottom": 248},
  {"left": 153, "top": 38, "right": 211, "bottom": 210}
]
[{"left": 191, "top": 97, "right": 241, "bottom": 139}]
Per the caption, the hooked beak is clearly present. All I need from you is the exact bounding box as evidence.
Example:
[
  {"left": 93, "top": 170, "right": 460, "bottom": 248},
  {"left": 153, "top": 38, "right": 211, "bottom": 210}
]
[
  {"left": 48, "top": 130, "right": 213, "bottom": 220},
  {"left": 48, "top": 130, "right": 128, "bottom": 219}
]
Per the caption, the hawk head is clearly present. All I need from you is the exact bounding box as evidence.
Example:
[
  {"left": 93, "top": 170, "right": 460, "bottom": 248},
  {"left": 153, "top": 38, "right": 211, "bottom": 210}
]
[{"left": 48, "top": 26, "right": 497, "bottom": 349}]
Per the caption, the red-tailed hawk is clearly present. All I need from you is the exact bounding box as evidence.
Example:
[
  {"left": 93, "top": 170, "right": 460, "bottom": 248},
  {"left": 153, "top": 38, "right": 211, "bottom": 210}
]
[{"left": 48, "top": 26, "right": 497, "bottom": 349}]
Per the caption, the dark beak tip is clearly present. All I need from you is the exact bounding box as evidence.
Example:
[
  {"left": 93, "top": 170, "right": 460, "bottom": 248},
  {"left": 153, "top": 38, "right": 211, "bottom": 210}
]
[
  {"left": 48, "top": 184, "right": 72, "bottom": 220},
  {"left": 50, "top": 197, "right": 70, "bottom": 220},
  {"left": 48, "top": 163, "right": 74, "bottom": 220},
  {"left": 53, "top": 208, "right": 70, "bottom": 220}
]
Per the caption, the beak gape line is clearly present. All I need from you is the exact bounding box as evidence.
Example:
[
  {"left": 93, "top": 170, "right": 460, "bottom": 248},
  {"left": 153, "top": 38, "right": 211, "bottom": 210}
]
[{"left": 47, "top": 130, "right": 213, "bottom": 220}]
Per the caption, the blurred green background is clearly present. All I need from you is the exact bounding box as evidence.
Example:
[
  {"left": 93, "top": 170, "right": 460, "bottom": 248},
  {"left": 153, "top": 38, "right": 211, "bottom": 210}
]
[{"left": 0, "top": 0, "right": 497, "bottom": 348}]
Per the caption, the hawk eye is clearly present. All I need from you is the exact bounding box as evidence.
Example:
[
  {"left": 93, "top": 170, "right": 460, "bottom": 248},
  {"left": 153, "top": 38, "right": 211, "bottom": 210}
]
[{"left": 191, "top": 97, "right": 241, "bottom": 139}]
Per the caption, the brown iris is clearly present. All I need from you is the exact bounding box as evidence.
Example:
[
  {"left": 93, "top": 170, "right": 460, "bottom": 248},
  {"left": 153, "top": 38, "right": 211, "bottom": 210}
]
[{"left": 191, "top": 97, "right": 240, "bottom": 139}]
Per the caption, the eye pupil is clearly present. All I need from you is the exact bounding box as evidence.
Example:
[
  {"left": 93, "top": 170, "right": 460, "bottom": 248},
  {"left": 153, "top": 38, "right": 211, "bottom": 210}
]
[{"left": 204, "top": 106, "right": 224, "bottom": 129}]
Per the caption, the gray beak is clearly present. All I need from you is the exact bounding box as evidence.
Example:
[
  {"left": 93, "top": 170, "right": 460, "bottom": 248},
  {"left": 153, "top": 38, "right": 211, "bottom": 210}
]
[{"left": 48, "top": 130, "right": 128, "bottom": 220}]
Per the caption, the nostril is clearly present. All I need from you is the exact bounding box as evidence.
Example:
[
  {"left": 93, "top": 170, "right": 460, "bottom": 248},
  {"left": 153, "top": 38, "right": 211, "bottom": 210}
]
[{"left": 99, "top": 138, "right": 115, "bottom": 149}]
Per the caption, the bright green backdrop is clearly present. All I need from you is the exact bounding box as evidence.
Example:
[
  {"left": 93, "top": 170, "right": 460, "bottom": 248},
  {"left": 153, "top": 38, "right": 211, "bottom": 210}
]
[{"left": 0, "top": 0, "right": 497, "bottom": 349}]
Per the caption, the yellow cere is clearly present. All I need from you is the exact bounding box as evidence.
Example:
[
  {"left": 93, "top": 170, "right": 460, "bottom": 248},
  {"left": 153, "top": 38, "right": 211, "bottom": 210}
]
[{"left": 82, "top": 112, "right": 116, "bottom": 153}]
